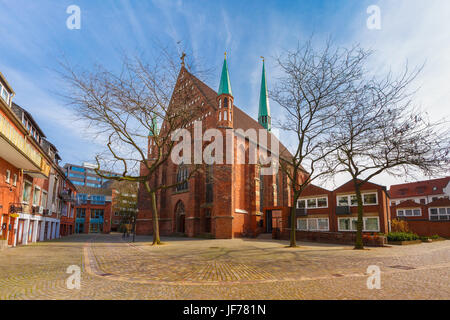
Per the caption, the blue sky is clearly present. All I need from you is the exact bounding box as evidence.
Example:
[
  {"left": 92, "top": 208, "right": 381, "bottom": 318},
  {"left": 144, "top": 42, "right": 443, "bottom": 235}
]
[{"left": 0, "top": 0, "right": 449, "bottom": 188}]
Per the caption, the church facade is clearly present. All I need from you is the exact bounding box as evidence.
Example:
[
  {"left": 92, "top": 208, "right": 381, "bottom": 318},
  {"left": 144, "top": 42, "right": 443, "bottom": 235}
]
[{"left": 136, "top": 56, "right": 301, "bottom": 239}]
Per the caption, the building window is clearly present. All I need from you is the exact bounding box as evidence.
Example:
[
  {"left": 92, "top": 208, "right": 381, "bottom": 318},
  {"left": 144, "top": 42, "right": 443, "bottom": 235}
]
[
  {"left": 76, "top": 208, "right": 86, "bottom": 218},
  {"left": 70, "top": 180, "right": 85, "bottom": 186},
  {"left": 13, "top": 174, "right": 17, "bottom": 186},
  {"left": 86, "top": 182, "right": 101, "bottom": 188},
  {"left": 296, "top": 218, "right": 329, "bottom": 231},
  {"left": 33, "top": 186, "right": 41, "bottom": 206},
  {"left": 42, "top": 191, "right": 48, "bottom": 209},
  {"left": 337, "top": 195, "right": 358, "bottom": 206},
  {"left": 297, "top": 219, "right": 307, "bottom": 231},
  {"left": 338, "top": 196, "right": 349, "bottom": 206},
  {"left": 297, "top": 197, "right": 328, "bottom": 209},
  {"left": 22, "top": 181, "right": 32, "bottom": 204},
  {"left": 338, "top": 217, "right": 380, "bottom": 232},
  {"left": 77, "top": 194, "right": 88, "bottom": 204},
  {"left": 71, "top": 166, "right": 85, "bottom": 173},
  {"left": 91, "top": 209, "right": 104, "bottom": 219},
  {"left": 337, "top": 193, "right": 377, "bottom": 207},
  {"left": 429, "top": 207, "right": 450, "bottom": 221},
  {"left": 176, "top": 166, "right": 189, "bottom": 192},
  {"left": 363, "top": 193, "right": 378, "bottom": 205},
  {"left": 364, "top": 217, "right": 379, "bottom": 231},
  {"left": 91, "top": 195, "right": 106, "bottom": 205},
  {"left": 397, "top": 209, "right": 421, "bottom": 217},
  {"left": 5, "top": 170, "right": 10, "bottom": 184},
  {"left": 69, "top": 173, "right": 85, "bottom": 179},
  {"left": 1, "top": 85, "right": 10, "bottom": 104}
]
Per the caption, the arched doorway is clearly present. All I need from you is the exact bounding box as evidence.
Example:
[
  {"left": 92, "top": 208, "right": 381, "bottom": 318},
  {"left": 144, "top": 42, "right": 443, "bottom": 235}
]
[{"left": 175, "top": 201, "right": 186, "bottom": 233}]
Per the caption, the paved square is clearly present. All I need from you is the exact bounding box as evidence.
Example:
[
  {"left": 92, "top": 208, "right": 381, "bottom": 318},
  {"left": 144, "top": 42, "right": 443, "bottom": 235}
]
[{"left": 0, "top": 234, "right": 449, "bottom": 299}]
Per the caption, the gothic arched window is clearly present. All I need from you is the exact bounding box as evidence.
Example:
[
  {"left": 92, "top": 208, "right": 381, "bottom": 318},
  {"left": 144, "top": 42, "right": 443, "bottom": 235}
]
[{"left": 176, "top": 166, "right": 189, "bottom": 192}]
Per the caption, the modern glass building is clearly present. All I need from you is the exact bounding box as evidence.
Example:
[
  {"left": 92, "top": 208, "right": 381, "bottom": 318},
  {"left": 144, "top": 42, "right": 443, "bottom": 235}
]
[{"left": 63, "top": 163, "right": 119, "bottom": 188}]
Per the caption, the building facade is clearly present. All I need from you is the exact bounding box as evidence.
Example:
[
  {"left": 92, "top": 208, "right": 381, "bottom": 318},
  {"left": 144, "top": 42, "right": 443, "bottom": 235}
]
[
  {"left": 0, "top": 71, "right": 75, "bottom": 248},
  {"left": 137, "top": 57, "right": 301, "bottom": 239},
  {"left": 389, "top": 177, "right": 450, "bottom": 206},
  {"left": 63, "top": 162, "right": 119, "bottom": 188},
  {"left": 390, "top": 177, "right": 450, "bottom": 237},
  {"left": 276, "top": 180, "right": 391, "bottom": 245},
  {"left": 59, "top": 179, "right": 77, "bottom": 236},
  {"left": 74, "top": 186, "right": 113, "bottom": 234}
]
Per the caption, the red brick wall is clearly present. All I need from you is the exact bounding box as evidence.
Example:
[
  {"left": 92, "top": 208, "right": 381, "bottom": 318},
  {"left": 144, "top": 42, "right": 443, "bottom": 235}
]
[{"left": 405, "top": 220, "right": 450, "bottom": 237}]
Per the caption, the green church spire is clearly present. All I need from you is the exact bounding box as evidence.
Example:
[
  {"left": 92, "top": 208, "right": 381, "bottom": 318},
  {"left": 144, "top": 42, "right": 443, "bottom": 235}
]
[
  {"left": 258, "top": 58, "right": 271, "bottom": 131},
  {"left": 148, "top": 115, "right": 158, "bottom": 136},
  {"left": 218, "top": 52, "right": 232, "bottom": 96}
]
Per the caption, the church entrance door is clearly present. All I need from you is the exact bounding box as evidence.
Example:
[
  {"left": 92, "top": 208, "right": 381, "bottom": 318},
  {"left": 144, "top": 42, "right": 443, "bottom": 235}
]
[{"left": 175, "top": 201, "right": 186, "bottom": 233}]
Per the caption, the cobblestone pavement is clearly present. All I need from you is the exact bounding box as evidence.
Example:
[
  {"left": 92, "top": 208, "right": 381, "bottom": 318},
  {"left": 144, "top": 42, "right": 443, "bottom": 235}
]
[{"left": 0, "top": 233, "right": 449, "bottom": 299}]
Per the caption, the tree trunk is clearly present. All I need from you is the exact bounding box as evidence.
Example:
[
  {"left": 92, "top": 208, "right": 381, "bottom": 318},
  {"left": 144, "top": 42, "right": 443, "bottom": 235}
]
[
  {"left": 132, "top": 216, "right": 136, "bottom": 243},
  {"left": 289, "top": 191, "right": 300, "bottom": 247},
  {"left": 151, "top": 191, "right": 161, "bottom": 245},
  {"left": 353, "top": 181, "right": 364, "bottom": 250},
  {"left": 289, "top": 204, "right": 297, "bottom": 247}
]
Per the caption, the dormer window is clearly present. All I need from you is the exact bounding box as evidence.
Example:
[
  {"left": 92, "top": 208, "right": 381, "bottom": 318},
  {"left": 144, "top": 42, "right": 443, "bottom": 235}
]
[{"left": 1, "top": 84, "right": 10, "bottom": 104}]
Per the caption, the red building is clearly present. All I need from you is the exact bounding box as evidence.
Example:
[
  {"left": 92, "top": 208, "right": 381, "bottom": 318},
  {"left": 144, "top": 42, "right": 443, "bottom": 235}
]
[
  {"left": 74, "top": 186, "right": 113, "bottom": 234},
  {"left": 137, "top": 57, "right": 302, "bottom": 239},
  {"left": 389, "top": 177, "right": 450, "bottom": 237},
  {"left": 277, "top": 180, "right": 391, "bottom": 246},
  {"left": 1, "top": 71, "right": 76, "bottom": 248},
  {"left": 389, "top": 177, "right": 450, "bottom": 206},
  {"left": 59, "top": 179, "right": 77, "bottom": 236}
]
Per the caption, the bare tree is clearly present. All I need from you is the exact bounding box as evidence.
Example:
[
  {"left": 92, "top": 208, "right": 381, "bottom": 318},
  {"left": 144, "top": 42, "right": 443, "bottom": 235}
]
[
  {"left": 60, "top": 48, "right": 206, "bottom": 245},
  {"left": 328, "top": 65, "right": 450, "bottom": 249},
  {"left": 272, "top": 39, "right": 372, "bottom": 247}
]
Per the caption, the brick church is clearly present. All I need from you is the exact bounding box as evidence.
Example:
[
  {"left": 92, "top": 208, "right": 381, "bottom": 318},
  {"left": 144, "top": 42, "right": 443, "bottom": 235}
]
[{"left": 136, "top": 55, "right": 299, "bottom": 239}]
